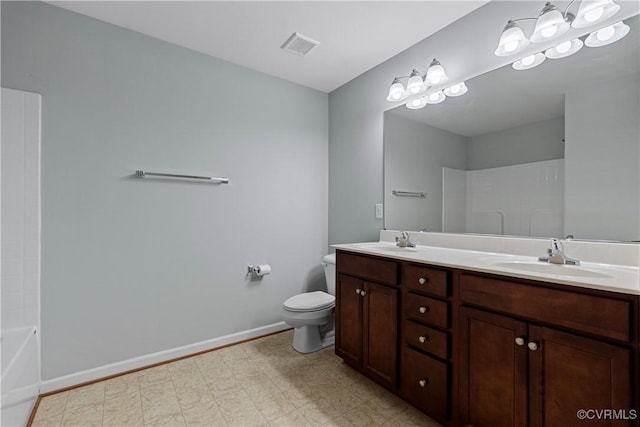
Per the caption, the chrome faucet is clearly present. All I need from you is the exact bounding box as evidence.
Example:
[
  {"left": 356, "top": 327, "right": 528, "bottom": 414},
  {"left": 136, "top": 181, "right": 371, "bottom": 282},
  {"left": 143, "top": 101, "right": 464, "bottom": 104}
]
[
  {"left": 396, "top": 231, "right": 416, "bottom": 248},
  {"left": 538, "top": 238, "right": 580, "bottom": 266}
]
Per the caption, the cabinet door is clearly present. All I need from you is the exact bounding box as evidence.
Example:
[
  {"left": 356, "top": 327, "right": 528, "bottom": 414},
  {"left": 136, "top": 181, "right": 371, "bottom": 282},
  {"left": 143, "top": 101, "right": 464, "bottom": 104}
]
[
  {"left": 335, "top": 274, "right": 363, "bottom": 367},
  {"left": 362, "top": 281, "right": 399, "bottom": 388},
  {"left": 459, "top": 307, "right": 528, "bottom": 427},
  {"left": 528, "top": 325, "right": 632, "bottom": 427}
]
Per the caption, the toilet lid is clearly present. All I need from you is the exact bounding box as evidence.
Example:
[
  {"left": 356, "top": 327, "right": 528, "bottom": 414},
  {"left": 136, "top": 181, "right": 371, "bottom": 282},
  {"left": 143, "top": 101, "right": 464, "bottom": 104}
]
[{"left": 283, "top": 291, "right": 335, "bottom": 312}]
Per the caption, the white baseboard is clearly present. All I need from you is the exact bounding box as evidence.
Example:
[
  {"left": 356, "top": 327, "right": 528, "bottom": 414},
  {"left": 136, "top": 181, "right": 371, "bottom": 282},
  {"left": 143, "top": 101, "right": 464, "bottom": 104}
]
[{"left": 40, "top": 321, "right": 289, "bottom": 394}]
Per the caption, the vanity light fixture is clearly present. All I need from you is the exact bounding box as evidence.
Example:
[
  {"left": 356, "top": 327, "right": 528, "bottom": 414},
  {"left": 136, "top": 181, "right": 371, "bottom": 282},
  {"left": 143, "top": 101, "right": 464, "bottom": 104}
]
[
  {"left": 512, "top": 52, "right": 546, "bottom": 70},
  {"left": 495, "top": 0, "right": 621, "bottom": 56},
  {"left": 443, "top": 82, "right": 468, "bottom": 97},
  {"left": 425, "top": 58, "right": 448, "bottom": 85},
  {"left": 385, "top": 58, "right": 467, "bottom": 109},
  {"left": 545, "top": 38, "right": 584, "bottom": 58},
  {"left": 406, "top": 96, "right": 428, "bottom": 110},
  {"left": 572, "top": 0, "right": 621, "bottom": 28},
  {"left": 530, "top": 2, "right": 571, "bottom": 42},
  {"left": 426, "top": 91, "right": 446, "bottom": 105},
  {"left": 495, "top": 20, "right": 530, "bottom": 56},
  {"left": 406, "top": 69, "right": 426, "bottom": 95},
  {"left": 498, "top": 0, "right": 629, "bottom": 72},
  {"left": 386, "top": 78, "right": 408, "bottom": 102},
  {"left": 585, "top": 21, "right": 630, "bottom": 47}
]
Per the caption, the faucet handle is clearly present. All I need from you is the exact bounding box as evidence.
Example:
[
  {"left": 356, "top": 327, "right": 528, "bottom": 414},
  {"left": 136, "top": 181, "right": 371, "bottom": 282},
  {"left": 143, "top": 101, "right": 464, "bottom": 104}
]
[{"left": 550, "top": 238, "right": 563, "bottom": 252}]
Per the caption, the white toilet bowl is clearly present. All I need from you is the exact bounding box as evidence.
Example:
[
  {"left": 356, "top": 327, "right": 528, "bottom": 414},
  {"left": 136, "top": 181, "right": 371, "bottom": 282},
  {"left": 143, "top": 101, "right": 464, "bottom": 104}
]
[{"left": 282, "top": 254, "right": 336, "bottom": 353}]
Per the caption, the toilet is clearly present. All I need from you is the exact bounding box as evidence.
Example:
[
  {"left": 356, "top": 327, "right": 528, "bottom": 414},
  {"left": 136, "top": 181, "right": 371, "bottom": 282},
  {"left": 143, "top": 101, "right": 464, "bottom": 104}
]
[{"left": 282, "top": 254, "right": 336, "bottom": 353}]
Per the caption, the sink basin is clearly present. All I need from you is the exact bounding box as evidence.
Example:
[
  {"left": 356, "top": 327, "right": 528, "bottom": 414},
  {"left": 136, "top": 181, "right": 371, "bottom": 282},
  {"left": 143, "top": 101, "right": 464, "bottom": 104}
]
[
  {"left": 354, "top": 243, "right": 417, "bottom": 253},
  {"left": 491, "top": 261, "right": 613, "bottom": 279}
]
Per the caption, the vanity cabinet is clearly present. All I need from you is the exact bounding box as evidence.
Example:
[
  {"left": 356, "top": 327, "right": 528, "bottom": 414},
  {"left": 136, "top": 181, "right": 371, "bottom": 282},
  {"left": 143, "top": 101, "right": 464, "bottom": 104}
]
[
  {"left": 335, "top": 248, "right": 639, "bottom": 427},
  {"left": 459, "top": 273, "right": 635, "bottom": 427},
  {"left": 335, "top": 251, "right": 400, "bottom": 389}
]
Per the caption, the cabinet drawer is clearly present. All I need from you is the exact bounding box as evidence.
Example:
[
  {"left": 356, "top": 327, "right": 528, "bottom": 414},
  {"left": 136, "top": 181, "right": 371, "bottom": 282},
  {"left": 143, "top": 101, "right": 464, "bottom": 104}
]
[
  {"left": 403, "top": 347, "right": 448, "bottom": 422},
  {"left": 404, "top": 264, "right": 448, "bottom": 297},
  {"left": 460, "top": 274, "right": 631, "bottom": 342},
  {"left": 337, "top": 251, "right": 399, "bottom": 286},
  {"left": 405, "top": 321, "right": 448, "bottom": 360},
  {"left": 404, "top": 293, "right": 449, "bottom": 329}
]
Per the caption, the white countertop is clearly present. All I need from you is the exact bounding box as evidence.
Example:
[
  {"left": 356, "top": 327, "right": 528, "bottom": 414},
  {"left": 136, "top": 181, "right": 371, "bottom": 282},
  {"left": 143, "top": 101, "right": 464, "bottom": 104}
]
[{"left": 333, "top": 241, "right": 640, "bottom": 295}]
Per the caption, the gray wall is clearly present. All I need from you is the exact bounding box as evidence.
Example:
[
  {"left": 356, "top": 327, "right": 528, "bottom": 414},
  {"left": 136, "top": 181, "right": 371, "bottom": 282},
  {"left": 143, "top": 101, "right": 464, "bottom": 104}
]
[
  {"left": 467, "top": 117, "right": 565, "bottom": 170},
  {"left": 565, "top": 73, "right": 640, "bottom": 241},
  {"left": 2, "top": 2, "right": 328, "bottom": 380},
  {"left": 384, "top": 113, "right": 467, "bottom": 231}
]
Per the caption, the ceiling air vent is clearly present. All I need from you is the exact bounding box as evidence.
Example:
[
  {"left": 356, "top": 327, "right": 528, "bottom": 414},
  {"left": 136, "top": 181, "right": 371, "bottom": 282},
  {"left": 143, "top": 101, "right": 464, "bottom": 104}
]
[{"left": 281, "top": 32, "right": 320, "bottom": 56}]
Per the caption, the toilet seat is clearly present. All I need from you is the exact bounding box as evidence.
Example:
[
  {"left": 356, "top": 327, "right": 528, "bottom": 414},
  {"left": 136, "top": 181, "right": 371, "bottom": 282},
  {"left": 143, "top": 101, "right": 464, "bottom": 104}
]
[{"left": 283, "top": 291, "right": 335, "bottom": 312}]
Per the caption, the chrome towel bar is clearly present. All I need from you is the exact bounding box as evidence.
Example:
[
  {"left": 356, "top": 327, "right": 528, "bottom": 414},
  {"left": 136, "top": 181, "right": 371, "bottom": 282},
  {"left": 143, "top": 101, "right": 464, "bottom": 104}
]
[
  {"left": 135, "top": 170, "right": 229, "bottom": 184},
  {"left": 392, "top": 190, "right": 426, "bottom": 198}
]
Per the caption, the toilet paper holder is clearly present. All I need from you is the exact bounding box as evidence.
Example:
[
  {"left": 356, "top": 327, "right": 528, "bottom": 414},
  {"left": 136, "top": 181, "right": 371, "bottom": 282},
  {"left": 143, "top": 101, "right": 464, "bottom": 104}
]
[{"left": 247, "top": 265, "right": 271, "bottom": 276}]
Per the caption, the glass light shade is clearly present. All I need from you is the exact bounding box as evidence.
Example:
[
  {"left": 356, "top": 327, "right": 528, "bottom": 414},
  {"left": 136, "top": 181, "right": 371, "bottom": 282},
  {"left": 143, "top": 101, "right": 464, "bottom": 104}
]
[
  {"left": 585, "top": 21, "right": 630, "bottom": 47},
  {"left": 495, "top": 21, "right": 531, "bottom": 56},
  {"left": 406, "top": 70, "right": 425, "bottom": 95},
  {"left": 512, "top": 52, "right": 546, "bottom": 70},
  {"left": 406, "top": 97, "right": 427, "bottom": 110},
  {"left": 387, "top": 77, "right": 407, "bottom": 102},
  {"left": 545, "top": 38, "right": 584, "bottom": 59},
  {"left": 425, "top": 58, "right": 448, "bottom": 85},
  {"left": 572, "top": 0, "right": 620, "bottom": 28},
  {"left": 443, "top": 82, "right": 468, "bottom": 97},
  {"left": 426, "top": 91, "right": 446, "bottom": 104},
  {"left": 386, "top": 79, "right": 407, "bottom": 101},
  {"left": 530, "top": 3, "right": 571, "bottom": 42}
]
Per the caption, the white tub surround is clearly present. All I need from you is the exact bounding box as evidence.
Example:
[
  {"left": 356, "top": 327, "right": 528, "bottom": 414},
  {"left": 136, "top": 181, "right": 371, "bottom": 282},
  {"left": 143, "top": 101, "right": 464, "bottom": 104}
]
[
  {"left": 334, "top": 232, "right": 640, "bottom": 295},
  {"left": 1, "top": 87, "right": 42, "bottom": 427},
  {"left": 1, "top": 327, "right": 40, "bottom": 426}
]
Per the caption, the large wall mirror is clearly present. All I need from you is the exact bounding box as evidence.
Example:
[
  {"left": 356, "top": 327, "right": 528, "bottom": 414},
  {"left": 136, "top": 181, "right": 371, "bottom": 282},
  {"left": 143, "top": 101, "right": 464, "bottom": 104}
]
[{"left": 384, "top": 14, "right": 639, "bottom": 242}]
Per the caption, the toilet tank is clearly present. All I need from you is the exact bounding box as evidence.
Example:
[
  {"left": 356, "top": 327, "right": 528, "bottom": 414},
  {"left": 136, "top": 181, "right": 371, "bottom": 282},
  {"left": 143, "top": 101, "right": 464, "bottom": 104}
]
[{"left": 322, "top": 253, "right": 337, "bottom": 295}]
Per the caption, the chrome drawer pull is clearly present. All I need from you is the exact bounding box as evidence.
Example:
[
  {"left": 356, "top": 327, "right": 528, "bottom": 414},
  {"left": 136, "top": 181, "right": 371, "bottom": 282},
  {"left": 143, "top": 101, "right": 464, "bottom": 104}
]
[
  {"left": 418, "top": 378, "right": 430, "bottom": 388},
  {"left": 528, "top": 341, "right": 539, "bottom": 351},
  {"left": 515, "top": 337, "right": 525, "bottom": 346},
  {"left": 418, "top": 277, "right": 429, "bottom": 285},
  {"left": 419, "top": 306, "right": 429, "bottom": 314},
  {"left": 360, "top": 290, "right": 367, "bottom": 296},
  {"left": 355, "top": 288, "right": 361, "bottom": 295},
  {"left": 418, "top": 335, "right": 429, "bottom": 343}
]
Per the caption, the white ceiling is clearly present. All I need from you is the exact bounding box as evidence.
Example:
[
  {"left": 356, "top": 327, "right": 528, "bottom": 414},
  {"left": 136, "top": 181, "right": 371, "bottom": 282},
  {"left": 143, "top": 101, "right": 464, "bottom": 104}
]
[{"left": 48, "top": 1, "right": 488, "bottom": 93}]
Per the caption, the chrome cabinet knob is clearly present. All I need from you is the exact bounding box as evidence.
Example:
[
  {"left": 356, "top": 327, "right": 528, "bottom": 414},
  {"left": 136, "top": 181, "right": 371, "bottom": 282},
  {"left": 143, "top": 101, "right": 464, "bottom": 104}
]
[
  {"left": 355, "top": 288, "right": 361, "bottom": 295},
  {"left": 418, "top": 277, "right": 428, "bottom": 285},
  {"left": 528, "top": 341, "right": 539, "bottom": 351},
  {"left": 419, "top": 306, "right": 429, "bottom": 314},
  {"left": 418, "top": 378, "right": 429, "bottom": 388},
  {"left": 360, "top": 290, "right": 367, "bottom": 296},
  {"left": 515, "top": 337, "right": 525, "bottom": 346},
  {"left": 418, "top": 335, "right": 429, "bottom": 343}
]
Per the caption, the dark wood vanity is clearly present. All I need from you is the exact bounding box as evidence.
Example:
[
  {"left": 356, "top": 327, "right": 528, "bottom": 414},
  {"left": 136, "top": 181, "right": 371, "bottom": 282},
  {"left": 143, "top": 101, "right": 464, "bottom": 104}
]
[{"left": 335, "top": 249, "right": 640, "bottom": 427}]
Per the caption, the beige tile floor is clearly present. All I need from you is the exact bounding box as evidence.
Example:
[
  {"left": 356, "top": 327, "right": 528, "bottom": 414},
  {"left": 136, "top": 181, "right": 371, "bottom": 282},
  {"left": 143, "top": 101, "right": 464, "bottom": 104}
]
[{"left": 31, "top": 330, "right": 440, "bottom": 427}]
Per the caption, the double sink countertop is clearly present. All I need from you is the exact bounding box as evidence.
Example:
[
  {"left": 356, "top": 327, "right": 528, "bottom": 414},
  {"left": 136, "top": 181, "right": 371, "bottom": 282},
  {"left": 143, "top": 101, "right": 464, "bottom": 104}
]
[{"left": 333, "top": 241, "right": 640, "bottom": 295}]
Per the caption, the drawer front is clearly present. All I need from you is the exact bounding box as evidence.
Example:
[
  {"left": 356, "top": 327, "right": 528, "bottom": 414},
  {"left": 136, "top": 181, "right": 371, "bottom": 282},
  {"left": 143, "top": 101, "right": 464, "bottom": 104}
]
[
  {"left": 404, "top": 264, "right": 449, "bottom": 297},
  {"left": 404, "top": 293, "right": 449, "bottom": 329},
  {"left": 403, "top": 347, "right": 448, "bottom": 423},
  {"left": 460, "top": 274, "right": 631, "bottom": 342},
  {"left": 337, "top": 251, "right": 399, "bottom": 286},
  {"left": 405, "top": 321, "right": 448, "bottom": 360}
]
